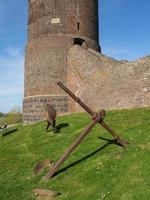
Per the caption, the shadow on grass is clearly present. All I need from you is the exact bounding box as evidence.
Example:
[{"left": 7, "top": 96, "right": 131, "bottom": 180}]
[
  {"left": 1, "top": 129, "right": 18, "bottom": 137},
  {"left": 54, "top": 137, "right": 120, "bottom": 177},
  {"left": 45, "top": 123, "right": 69, "bottom": 133},
  {"left": 55, "top": 123, "right": 69, "bottom": 132},
  {"left": 98, "top": 136, "right": 123, "bottom": 147}
]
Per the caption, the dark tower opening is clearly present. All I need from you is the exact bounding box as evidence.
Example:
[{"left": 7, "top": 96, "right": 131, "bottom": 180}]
[
  {"left": 77, "top": 22, "right": 80, "bottom": 30},
  {"left": 74, "top": 38, "right": 85, "bottom": 46},
  {"left": 54, "top": 0, "right": 57, "bottom": 6}
]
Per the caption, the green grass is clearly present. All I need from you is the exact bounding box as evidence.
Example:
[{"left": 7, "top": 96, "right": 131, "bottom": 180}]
[{"left": 0, "top": 107, "right": 150, "bottom": 200}]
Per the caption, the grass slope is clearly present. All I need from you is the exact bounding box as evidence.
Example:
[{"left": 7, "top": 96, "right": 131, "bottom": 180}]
[{"left": 0, "top": 108, "right": 150, "bottom": 200}]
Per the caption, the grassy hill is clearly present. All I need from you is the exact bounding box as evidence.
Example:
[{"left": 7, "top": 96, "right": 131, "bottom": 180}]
[{"left": 0, "top": 108, "right": 150, "bottom": 200}]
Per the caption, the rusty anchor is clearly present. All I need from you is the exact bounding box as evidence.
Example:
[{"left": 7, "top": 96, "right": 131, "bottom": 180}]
[{"left": 41, "top": 82, "right": 128, "bottom": 182}]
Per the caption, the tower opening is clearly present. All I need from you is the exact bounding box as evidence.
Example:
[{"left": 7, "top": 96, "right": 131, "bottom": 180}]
[
  {"left": 74, "top": 38, "right": 85, "bottom": 46},
  {"left": 77, "top": 22, "right": 80, "bottom": 30}
]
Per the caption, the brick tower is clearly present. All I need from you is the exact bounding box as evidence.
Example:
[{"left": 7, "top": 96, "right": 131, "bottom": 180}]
[{"left": 23, "top": 0, "right": 100, "bottom": 123}]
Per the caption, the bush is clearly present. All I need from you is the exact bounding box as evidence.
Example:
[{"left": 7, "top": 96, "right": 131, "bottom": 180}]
[
  {"left": 5, "top": 112, "right": 22, "bottom": 125},
  {"left": 0, "top": 112, "right": 4, "bottom": 117},
  {"left": 4, "top": 106, "right": 23, "bottom": 125},
  {"left": 0, "top": 117, "right": 5, "bottom": 127}
]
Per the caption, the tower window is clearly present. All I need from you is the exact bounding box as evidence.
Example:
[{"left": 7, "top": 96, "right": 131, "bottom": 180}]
[
  {"left": 55, "top": 0, "right": 57, "bottom": 6},
  {"left": 77, "top": 22, "right": 80, "bottom": 30},
  {"left": 74, "top": 38, "right": 85, "bottom": 46}
]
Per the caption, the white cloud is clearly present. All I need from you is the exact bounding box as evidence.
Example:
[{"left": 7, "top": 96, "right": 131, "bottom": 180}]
[
  {"left": 6, "top": 47, "right": 22, "bottom": 57},
  {"left": 0, "top": 47, "right": 24, "bottom": 113},
  {"left": 0, "top": 85, "right": 23, "bottom": 96}
]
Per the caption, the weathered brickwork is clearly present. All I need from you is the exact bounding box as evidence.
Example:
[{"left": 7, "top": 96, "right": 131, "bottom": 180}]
[
  {"left": 24, "top": 36, "right": 72, "bottom": 97},
  {"left": 23, "top": 0, "right": 100, "bottom": 123},
  {"left": 28, "top": 0, "right": 99, "bottom": 43},
  {"left": 23, "top": 95, "right": 68, "bottom": 124},
  {"left": 68, "top": 46, "right": 150, "bottom": 112}
]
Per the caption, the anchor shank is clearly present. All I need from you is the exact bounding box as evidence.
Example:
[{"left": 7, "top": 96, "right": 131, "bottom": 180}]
[
  {"left": 57, "top": 81, "right": 94, "bottom": 116},
  {"left": 42, "top": 113, "right": 103, "bottom": 182}
]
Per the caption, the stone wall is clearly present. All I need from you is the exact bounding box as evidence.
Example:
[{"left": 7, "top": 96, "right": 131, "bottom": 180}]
[
  {"left": 23, "top": 0, "right": 100, "bottom": 123},
  {"left": 23, "top": 95, "right": 68, "bottom": 124},
  {"left": 67, "top": 45, "right": 150, "bottom": 112}
]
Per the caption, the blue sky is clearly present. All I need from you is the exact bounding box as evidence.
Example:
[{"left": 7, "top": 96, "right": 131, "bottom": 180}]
[
  {"left": 0, "top": 0, "right": 150, "bottom": 113},
  {"left": 100, "top": 0, "right": 150, "bottom": 60}
]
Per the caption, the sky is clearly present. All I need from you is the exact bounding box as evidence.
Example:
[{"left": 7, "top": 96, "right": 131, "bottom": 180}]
[{"left": 0, "top": 0, "right": 150, "bottom": 113}]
